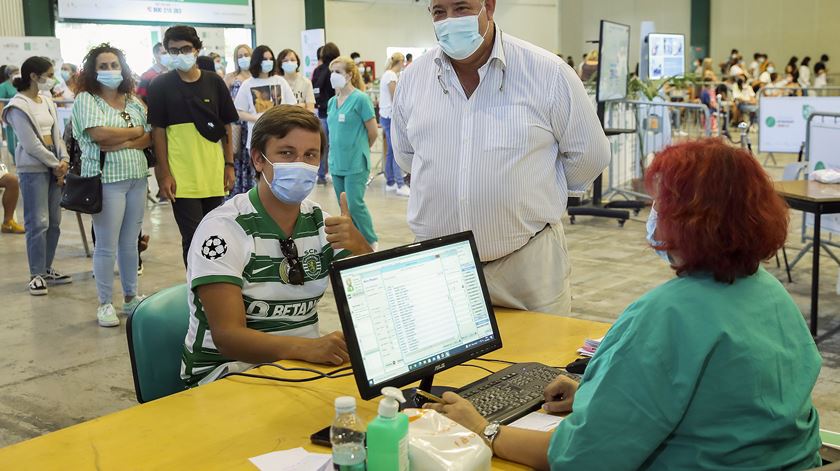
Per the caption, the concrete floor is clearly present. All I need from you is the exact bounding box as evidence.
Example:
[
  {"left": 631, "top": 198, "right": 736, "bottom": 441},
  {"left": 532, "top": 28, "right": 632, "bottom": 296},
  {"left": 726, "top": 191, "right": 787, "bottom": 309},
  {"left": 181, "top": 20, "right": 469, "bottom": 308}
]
[{"left": 0, "top": 149, "right": 838, "bottom": 448}]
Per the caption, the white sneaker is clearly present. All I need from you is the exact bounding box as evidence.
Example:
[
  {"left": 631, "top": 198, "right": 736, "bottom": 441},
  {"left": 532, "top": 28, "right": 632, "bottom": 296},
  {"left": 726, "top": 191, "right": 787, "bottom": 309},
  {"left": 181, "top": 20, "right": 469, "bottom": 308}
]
[
  {"left": 385, "top": 184, "right": 397, "bottom": 192},
  {"left": 122, "top": 296, "right": 146, "bottom": 315},
  {"left": 29, "top": 275, "right": 48, "bottom": 296},
  {"left": 370, "top": 242, "right": 379, "bottom": 252},
  {"left": 396, "top": 186, "right": 411, "bottom": 197},
  {"left": 97, "top": 304, "right": 120, "bottom": 327}
]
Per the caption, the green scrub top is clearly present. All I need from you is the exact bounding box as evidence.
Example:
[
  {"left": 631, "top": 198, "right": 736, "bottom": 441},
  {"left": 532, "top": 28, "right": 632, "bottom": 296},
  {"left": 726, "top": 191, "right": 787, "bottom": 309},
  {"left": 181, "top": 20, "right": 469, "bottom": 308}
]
[
  {"left": 1, "top": 81, "right": 18, "bottom": 158},
  {"left": 0, "top": 80, "right": 16, "bottom": 99},
  {"left": 326, "top": 89, "right": 375, "bottom": 176},
  {"left": 548, "top": 267, "right": 822, "bottom": 470}
]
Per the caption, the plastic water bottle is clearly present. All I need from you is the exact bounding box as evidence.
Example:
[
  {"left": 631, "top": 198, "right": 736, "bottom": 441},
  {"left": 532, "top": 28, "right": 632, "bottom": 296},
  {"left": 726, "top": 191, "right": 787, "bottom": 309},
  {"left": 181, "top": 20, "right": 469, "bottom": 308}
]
[{"left": 331, "top": 396, "right": 366, "bottom": 471}]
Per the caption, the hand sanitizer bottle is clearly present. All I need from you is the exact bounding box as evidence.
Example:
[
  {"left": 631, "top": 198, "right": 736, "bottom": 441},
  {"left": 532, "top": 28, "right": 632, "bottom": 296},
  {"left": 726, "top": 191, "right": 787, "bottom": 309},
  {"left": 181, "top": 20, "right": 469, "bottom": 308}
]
[{"left": 366, "top": 387, "right": 409, "bottom": 471}]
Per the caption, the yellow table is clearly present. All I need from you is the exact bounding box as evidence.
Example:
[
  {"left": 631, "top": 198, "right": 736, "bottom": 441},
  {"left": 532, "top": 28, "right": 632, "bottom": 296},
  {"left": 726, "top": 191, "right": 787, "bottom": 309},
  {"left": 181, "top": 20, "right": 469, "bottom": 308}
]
[{"left": 0, "top": 310, "right": 610, "bottom": 471}]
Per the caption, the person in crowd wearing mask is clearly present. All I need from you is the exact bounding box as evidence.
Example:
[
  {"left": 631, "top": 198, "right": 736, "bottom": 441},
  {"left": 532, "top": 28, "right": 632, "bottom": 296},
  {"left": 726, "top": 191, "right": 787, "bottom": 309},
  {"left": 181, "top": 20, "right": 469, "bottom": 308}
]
[
  {"left": 1, "top": 56, "right": 71, "bottom": 295},
  {"left": 759, "top": 61, "right": 775, "bottom": 86},
  {"left": 579, "top": 50, "right": 598, "bottom": 81},
  {"left": 53, "top": 62, "right": 79, "bottom": 101},
  {"left": 391, "top": 0, "right": 609, "bottom": 314},
  {"left": 180, "top": 105, "right": 371, "bottom": 386},
  {"left": 208, "top": 52, "right": 225, "bottom": 77},
  {"left": 747, "top": 52, "right": 762, "bottom": 79},
  {"left": 350, "top": 52, "right": 362, "bottom": 66},
  {"left": 70, "top": 44, "right": 151, "bottom": 327},
  {"left": 692, "top": 58, "right": 703, "bottom": 76},
  {"left": 233, "top": 45, "right": 295, "bottom": 197},
  {"left": 405, "top": 53, "right": 414, "bottom": 68},
  {"left": 277, "top": 48, "right": 316, "bottom": 113},
  {"left": 426, "top": 139, "right": 822, "bottom": 470},
  {"left": 327, "top": 56, "right": 378, "bottom": 250},
  {"left": 311, "top": 43, "right": 341, "bottom": 185},
  {"left": 732, "top": 74, "right": 757, "bottom": 125},
  {"left": 378, "top": 52, "right": 408, "bottom": 197},
  {"left": 0, "top": 65, "right": 21, "bottom": 161},
  {"left": 814, "top": 62, "right": 828, "bottom": 89},
  {"left": 147, "top": 25, "right": 240, "bottom": 266},
  {"left": 701, "top": 57, "right": 718, "bottom": 81},
  {"left": 799, "top": 56, "right": 812, "bottom": 90},
  {"left": 815, "top": 54, "right": 830, "bottom": 80},
  {"left": 136, "top": 43, "right": 168, "bottom": 104},
  {"left": 224, "top": 44, "right": 253, "bottom": 197}
]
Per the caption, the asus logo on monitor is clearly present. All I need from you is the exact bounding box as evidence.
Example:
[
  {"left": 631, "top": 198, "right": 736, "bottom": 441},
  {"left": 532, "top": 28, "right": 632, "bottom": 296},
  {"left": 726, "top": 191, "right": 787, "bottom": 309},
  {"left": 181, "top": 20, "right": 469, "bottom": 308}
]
[{"left": 435, "top": 363, "right": 446, "bottom": 372}]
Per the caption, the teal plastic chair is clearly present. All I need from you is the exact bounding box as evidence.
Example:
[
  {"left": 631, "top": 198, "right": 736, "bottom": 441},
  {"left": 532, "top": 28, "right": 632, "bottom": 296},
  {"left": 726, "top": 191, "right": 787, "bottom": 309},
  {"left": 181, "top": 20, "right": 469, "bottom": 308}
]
[{"left": 126, "top": 284, "right": 190, "bottom": 403}]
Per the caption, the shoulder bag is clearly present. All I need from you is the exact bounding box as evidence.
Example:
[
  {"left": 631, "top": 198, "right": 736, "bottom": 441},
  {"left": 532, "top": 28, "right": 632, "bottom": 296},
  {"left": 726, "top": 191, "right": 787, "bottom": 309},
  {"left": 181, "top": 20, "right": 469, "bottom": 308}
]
[{"left": 60, "top": 150, "right": 106, "bottom": 214}]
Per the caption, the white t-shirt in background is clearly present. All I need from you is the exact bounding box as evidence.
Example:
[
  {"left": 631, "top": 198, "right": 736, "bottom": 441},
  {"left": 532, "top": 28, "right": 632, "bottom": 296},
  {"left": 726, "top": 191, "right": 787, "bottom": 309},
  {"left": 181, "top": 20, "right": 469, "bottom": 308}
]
[
  {"left": 233, "top": 76, "right": 296, "bottom": 149},
  {"left": 378, "top": 70, "right": 399, "bottom": 119},
  {"left": 282, "top": 74, "right": 316, "bottom": 106}
]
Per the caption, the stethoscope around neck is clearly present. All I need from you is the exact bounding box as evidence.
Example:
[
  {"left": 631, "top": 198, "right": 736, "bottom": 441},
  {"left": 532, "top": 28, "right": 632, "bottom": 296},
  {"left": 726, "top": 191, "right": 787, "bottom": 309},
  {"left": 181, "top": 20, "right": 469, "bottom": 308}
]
[{"left": 436, "top": 27, "right": 506, "bottom": 95}]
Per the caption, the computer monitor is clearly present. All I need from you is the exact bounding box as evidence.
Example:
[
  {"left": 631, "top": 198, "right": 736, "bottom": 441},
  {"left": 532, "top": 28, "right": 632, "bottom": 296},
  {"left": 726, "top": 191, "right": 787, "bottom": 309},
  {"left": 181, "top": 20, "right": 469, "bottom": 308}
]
[
  {"left": 330, "top": 232, "right": 503, "bottom": 401},
  {"left": 596, "top": 19, "right": 631, "bottom": 102},
  {"left": 646, "top": 33, "right": 685, "bottom": 80}
]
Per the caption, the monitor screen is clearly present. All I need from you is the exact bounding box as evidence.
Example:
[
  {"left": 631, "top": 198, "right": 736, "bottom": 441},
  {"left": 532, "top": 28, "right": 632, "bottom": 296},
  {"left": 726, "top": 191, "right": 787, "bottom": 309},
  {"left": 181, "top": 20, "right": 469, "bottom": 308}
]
[
  {"left": 596, "top": 20, "right": 631, "bottom": 102},
  {"left": 647, "top": 33, "right": 685, "bottom": 80},
  {"left": 331, "top": 233, "right": 502, "bottom": 399}
]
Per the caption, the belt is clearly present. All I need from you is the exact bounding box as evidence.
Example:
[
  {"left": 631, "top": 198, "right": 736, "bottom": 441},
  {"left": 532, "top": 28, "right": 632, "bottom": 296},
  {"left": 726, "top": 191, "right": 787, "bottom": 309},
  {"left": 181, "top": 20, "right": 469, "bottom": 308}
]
[{"left": 482, "top": 224, "right": 551, "bottom": 266}]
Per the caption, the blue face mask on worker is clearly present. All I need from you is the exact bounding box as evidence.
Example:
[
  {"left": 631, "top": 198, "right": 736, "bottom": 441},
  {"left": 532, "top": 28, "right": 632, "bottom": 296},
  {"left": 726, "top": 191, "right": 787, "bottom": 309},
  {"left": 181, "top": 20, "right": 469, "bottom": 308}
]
[
  {"left": 261, "top": 155, "right": 319, "bottom": 204},
  {"left": 96, "top": 70, "right": 123, "bottom": 89},
  {"left": 646, "top": 206, "right": 672, "bottom": 264},
  {"left": 171, "top": 53, "right": 196, "bottom": 72},
  {"left": 261, "top": 60, "right": 274, "bottom": 74},
  {"left": 433, "top": 5, "right": 490, "bottom": 61}
]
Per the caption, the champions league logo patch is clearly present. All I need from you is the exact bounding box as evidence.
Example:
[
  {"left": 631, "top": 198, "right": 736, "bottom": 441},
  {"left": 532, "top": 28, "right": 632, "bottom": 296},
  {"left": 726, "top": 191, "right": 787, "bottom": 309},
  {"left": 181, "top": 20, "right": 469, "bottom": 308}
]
[{"left": 201, "top": 236, "right": 228, "bottom": 260}]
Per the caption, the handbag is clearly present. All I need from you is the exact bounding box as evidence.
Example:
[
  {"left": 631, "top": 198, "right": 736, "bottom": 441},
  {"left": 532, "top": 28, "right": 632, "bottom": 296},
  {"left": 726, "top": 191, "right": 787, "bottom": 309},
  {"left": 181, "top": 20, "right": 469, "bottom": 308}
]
[{"left": 60, "top": 150, "right": 106, "bottom": 214}]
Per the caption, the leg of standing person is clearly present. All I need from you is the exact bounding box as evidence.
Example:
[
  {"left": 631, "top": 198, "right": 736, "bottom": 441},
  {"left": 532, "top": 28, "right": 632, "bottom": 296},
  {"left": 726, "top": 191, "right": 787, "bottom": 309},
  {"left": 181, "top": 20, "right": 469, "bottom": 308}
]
[
  {"left": 332, "top": 173, "right": 345, "bottom": 205},
  {"left": 201, "top": 196, "right": 224, "bottom": 218},
  {"left": 0, "top": 173, "right": 24, "bottom": 232},
  {"left": 318, "top": 117, "right": 330, "bottom": 183},
  {"left": 117, "top": 178, "right": 147, "bottom": 312},
  {"left": 19, "top": 172, "right": 49, "bottom": 284},
  {"left": 381, "top": 117, "right": 395, "bottom": 187},
  {"left": 171, "top": 198, "right": 206, "bottom": 267},
  {"left": 92, "top": 180, "right": 130, "bottom": 309},
  {"left": 44, "top": 175, "right": 63, "bottom": 274},
  {"left": 342, "top": 171, "right": 377, "bottom": 245}
]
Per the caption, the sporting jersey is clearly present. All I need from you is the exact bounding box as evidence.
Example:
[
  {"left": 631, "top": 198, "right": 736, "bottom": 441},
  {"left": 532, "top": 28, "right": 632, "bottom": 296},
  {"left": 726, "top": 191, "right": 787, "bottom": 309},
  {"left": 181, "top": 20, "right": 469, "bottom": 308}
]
[{"left": 181, "top": 188, "right": 350, "bottom": 386}]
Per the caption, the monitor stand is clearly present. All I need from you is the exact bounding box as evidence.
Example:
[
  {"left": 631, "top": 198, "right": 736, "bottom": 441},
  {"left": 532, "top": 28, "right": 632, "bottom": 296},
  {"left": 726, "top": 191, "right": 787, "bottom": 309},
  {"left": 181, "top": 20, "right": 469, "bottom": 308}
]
[{"left": 402, "top": 375, "right": 458, "bottom": 409}]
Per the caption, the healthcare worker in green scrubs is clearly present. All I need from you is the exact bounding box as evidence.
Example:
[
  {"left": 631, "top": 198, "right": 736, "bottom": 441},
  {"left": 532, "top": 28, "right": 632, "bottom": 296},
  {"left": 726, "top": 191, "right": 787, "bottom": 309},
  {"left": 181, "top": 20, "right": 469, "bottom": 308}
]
[
  {"left": 326, "top": 56, "right": 378, "bottom": 249},
  {"left": 0, "top": 65, "right": 20, "bottom": 158},
  {"left": 427, "top": 139, "right": 822, "bottom": 470}
]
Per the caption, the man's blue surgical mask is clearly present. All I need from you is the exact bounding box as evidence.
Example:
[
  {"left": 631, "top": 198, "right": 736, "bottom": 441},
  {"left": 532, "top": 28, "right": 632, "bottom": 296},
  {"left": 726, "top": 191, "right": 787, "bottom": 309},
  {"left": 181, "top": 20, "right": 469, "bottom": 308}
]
[
  {"left": 172, "top": 53, "right": 196, "bottom": 72},
  {"left": 433, "top": 6, "right": 489, "bottom": 61},
  {"left": 261, "top": 155, "right": 319, "bottom": 204},
  {"left": 261, "top": 60, "right": 274, "bottom": 74},
  {"left": 646, "top": 206, "right": 672, "bottom": 264},
  {"left": 96, "top": 70, "right": 123, "bottom": 89}
]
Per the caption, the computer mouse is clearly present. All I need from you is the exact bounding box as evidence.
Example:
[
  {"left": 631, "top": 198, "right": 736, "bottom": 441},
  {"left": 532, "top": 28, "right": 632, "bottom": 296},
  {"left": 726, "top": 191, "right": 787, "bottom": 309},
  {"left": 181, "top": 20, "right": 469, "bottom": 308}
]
[{"left": 565, "top": 357, "right": 591, "bottom": 375}]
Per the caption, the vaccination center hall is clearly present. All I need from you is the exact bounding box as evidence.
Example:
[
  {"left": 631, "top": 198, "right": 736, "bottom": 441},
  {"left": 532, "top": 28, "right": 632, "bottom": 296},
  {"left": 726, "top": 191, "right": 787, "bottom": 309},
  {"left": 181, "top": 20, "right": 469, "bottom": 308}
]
[{"left": 1, "top": 0, "right": 840, "bottom": 469}]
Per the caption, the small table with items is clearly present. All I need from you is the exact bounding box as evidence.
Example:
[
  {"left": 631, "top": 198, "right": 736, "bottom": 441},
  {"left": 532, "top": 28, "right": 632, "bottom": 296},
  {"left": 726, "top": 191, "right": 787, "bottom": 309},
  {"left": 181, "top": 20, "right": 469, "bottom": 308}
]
[{"left": 774, "top": 180, "right": 840, "bottom": 337}]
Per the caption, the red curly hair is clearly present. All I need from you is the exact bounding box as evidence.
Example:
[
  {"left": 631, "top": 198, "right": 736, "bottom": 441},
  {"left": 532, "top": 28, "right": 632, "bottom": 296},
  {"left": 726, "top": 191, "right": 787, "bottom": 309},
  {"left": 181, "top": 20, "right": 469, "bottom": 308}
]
[{"left": 645, "top": 139, "right": 789, "bottom": 283}]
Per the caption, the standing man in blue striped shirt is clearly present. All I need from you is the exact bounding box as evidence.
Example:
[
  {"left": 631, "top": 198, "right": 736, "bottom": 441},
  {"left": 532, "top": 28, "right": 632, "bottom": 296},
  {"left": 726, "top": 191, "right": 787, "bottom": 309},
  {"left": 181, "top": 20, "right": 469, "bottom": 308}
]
[{"left": 391, "top": 0, "right": 610, "bottom": 314}]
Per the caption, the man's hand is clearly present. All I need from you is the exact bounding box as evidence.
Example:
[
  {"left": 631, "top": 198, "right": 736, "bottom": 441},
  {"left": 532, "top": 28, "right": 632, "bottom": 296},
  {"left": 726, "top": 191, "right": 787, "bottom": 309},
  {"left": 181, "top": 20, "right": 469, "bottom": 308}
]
[
  {"left": 325, "top": 192, "right": 372, "bottom": 255},
  {"left": 423, "top": 392, "right": 488, "bottom": 435},
  {"left": 224, "top": 165, "right": 235, "bottom": 193},
  {"left": 299, "top": 331, "right": 349, "bottom": 366},
  {"left": 542, "top": 374, "right": 579, "bottom": 413},
  {"left": 53, "top": 161, "right": 69, "bottom": 178},
  {"left": 158, "top": 173, "right": 177, "bottom": 202}
]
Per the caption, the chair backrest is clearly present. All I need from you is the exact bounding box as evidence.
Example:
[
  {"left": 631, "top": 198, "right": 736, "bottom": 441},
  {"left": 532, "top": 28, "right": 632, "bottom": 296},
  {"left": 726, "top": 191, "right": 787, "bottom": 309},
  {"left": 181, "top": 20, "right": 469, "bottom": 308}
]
[
  {"left": 126, "top": 284, "right": 190, "bottom": 403},
  {"left": 783, "top": 162, "right": 808, "bottom": 181}
]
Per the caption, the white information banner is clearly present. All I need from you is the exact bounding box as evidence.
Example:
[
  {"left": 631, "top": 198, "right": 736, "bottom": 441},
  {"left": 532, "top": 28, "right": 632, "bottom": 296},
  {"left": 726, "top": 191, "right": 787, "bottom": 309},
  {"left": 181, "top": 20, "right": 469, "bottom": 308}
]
[
  {"left": 806, "top": 117, "right": 840, "bottom": 234},
  {"left": 301, "top": 29, "right": 325, "bottom": 80},
  {"left": 759, "top": 96, "right": 840, "bottom": 154},
  {"left": 57, "top": 0, "right": 253, "bottom": 26},
  {"left": 0, "top": 37, "right": 62, "bottom": 69}
]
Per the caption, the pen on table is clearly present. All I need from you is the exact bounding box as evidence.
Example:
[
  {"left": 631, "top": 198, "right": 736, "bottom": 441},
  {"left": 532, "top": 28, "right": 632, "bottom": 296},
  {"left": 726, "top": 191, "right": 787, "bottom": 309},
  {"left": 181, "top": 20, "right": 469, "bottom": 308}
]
[{"left": 415, "top": 389, "right": 445, "bottom": 404}]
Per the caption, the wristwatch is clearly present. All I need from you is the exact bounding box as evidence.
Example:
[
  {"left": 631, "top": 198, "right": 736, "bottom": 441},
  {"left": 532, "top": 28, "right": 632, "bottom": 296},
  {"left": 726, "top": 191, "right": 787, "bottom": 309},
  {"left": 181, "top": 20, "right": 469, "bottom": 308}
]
[{"left": 482, "top": 422, "right": 501, "bottom": 452}]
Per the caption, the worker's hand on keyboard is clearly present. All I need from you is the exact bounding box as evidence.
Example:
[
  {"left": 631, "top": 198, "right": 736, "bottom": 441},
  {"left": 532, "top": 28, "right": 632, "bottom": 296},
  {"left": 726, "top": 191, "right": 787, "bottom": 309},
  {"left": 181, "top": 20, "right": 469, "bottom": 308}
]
[
  {"left": 543, "top": 375, "right": 579, "bottom": 413},
  {"left": 423, "top": 392, "right": 489, "bottom": 435}
]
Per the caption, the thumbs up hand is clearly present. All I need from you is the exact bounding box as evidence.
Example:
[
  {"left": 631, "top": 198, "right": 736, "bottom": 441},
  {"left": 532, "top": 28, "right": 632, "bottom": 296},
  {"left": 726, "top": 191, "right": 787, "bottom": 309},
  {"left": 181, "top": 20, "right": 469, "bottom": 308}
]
[{"left": 325, "top": 192, "right": 373, "bottom": 255}]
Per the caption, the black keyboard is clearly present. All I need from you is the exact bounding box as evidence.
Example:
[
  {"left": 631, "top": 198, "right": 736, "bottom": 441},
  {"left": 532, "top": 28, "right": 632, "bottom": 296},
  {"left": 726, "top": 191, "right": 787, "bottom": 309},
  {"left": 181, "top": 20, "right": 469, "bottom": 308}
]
[{"left": 457, "top": 362, "right": 580, "bottom": 425}]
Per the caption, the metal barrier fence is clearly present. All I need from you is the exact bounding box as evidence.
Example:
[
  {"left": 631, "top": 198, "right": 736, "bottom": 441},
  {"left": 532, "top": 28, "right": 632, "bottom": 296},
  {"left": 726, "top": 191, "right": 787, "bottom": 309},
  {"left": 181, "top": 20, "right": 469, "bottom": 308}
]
[{"left": 600, "top": 99, "right": 713, "bottom": 201}]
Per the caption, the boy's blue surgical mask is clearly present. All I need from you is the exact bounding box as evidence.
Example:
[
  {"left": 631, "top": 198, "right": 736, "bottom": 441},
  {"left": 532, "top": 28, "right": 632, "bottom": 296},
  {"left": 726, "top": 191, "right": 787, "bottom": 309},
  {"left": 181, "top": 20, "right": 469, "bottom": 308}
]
[{"left": 261, "top": 155, "right": 319, "bottom": 204}]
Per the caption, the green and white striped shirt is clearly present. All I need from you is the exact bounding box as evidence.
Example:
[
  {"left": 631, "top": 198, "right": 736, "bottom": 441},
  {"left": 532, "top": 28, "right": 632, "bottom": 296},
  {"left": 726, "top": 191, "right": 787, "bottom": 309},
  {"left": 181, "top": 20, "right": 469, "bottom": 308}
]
[
  {"left": 181, "top": 188, "right": 350, "bottom": 386},
  {"left": 71, "top": 91, "right": 149, "bottom": 184}
]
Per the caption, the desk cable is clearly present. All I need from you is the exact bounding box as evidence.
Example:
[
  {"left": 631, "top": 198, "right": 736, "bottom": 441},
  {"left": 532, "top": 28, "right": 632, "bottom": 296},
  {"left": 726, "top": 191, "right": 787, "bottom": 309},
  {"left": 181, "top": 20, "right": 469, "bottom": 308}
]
[{"left": 221, "top": 362, "right": 353, "bottom": 383}]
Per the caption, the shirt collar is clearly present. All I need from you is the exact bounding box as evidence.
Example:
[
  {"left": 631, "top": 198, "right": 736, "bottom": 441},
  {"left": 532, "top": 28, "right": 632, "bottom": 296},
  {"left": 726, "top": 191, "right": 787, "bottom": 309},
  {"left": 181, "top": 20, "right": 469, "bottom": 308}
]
[{"left": 434, "top": 24, "right": 506, "bottom": 71}]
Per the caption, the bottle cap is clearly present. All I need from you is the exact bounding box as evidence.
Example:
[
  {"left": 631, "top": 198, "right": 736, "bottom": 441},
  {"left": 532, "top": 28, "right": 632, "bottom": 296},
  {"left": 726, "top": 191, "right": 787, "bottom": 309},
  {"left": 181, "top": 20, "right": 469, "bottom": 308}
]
[
  {"left": 335, "top": 396, "right": 356, "bottom": 413},
  {"left": 378, "top": 387, "right": 406, "bottom": 418}
]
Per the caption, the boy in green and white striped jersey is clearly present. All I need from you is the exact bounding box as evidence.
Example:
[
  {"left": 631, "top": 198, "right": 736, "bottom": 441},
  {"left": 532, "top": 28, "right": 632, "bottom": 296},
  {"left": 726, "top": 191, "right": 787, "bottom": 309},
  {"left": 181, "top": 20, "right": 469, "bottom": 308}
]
[{"left": 181, "top": 105, "right": 373, "bottom": 386}]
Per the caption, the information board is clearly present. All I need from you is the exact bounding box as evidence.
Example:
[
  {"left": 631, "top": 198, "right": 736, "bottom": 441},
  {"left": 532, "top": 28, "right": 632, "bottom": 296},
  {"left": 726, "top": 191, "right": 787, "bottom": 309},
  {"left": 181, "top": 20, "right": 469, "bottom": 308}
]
[
  {"left": 301, "top": 29, "right": 325, "bottom": 80},
  {"left": 0, "top": 37, "right": 63, "bottom": 69},
  {"left": 596, "top": 20, "right": 630, "bottom": 103},
  {"left": 57, "top": 0, "right": 253, "bottom": 26},
  {"left": 647, "top": 33, "right": 684, "bottom": 80},
  {"left": 759, "top": 96, "right": 840, "bottom": 154},
  {"left": 806, "top": 116, "right": 840, "bottom": 234}
]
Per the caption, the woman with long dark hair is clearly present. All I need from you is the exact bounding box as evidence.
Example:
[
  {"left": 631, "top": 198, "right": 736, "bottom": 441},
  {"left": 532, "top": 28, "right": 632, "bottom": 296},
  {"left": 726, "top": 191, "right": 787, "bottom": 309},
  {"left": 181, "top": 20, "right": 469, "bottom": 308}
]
[
  {"left": 1, "top": 56, "right": 71, "bottom": 295},
  {"left": 70, "top": 43, "right": 150, "bottom": 327}
]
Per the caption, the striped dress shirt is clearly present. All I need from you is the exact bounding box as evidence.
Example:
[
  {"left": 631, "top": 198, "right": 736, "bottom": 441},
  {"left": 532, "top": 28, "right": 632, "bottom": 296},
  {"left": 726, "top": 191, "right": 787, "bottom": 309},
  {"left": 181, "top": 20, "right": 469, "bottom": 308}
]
[{"left": 391, "top": 28, "right": 610, "bottom": 262}]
